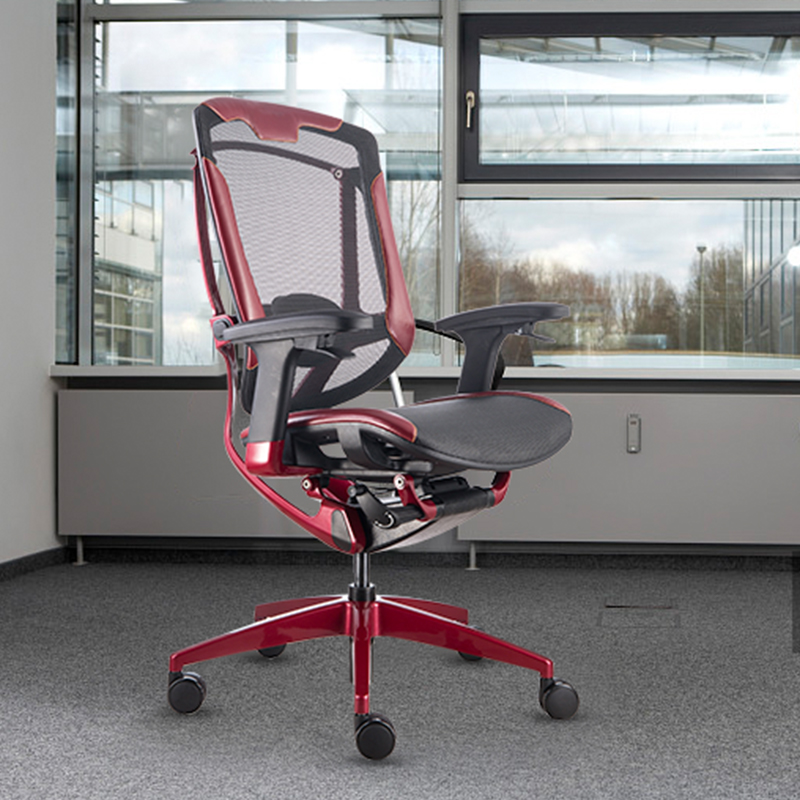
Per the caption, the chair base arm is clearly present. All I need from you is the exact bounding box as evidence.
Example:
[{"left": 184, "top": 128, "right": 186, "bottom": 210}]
[{"left": 168, "top": 591, "right": 554, "bottom": 716}]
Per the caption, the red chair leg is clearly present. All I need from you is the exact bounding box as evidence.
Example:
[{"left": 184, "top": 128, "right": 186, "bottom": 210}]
[
  {"left": 381, "top": 595, "right": 469, "bottom": 624},
  {"left": 169, "top": 596, "right": 349, "bottom": 673},
  {"left": 350, "top": 602, "right": 376, "bottom": 716},
  {"left": 254, "top": 595, "right": 341, "bottom": 621},
  {"left": 375, "top": 596, "right": 553, "bottom": 679}
]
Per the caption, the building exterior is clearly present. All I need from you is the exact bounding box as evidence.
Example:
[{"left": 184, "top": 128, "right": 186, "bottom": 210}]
[
  {"left": 743, "top": 199, "right": 799, "bottom": 358},
  {"left": 93, "top": 179, "right": 163, "bottom": 366}
]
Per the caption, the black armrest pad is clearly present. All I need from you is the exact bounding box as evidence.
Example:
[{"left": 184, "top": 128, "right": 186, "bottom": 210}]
[
  {"left": 435, "top": 302, "right": 569, "bottom": 336},
  {"left": 217, "top": 309, "right": 374, "bottom": 345}
]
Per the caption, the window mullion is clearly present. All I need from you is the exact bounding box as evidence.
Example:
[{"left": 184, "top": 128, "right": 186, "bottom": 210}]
[
  {"left": 77, "top": 1, "right": 96, "bottom": 365},
  {"left": 440, "top": 0, "right": 458, "bottom": 367}
]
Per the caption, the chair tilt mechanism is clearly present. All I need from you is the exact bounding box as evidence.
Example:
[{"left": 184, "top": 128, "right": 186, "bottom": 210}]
[{"left": 167, "top": 97, "right": 579, "bottom": 760}]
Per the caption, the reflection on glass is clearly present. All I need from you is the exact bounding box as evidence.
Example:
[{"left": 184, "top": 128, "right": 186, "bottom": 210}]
[
  {"left": 94, "top": 19, "right": 440, "bottom": 366},
  {"left": 479, "top": 35, "right": 800, "bottom": 166},
  {"left": 56, "top": 2, "right": 77, "bottom": 363},
  {"left": 460, "top": 199, "right": 800, "bottom": 369}
]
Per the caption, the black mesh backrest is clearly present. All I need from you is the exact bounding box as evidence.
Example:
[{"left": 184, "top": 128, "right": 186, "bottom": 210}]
[{"left": 194, "top": 100, "right": 414, "bottom": 411}]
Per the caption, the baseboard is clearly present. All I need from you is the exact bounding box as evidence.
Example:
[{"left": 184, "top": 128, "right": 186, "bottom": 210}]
[
  {"left": 5, "top": 539, "right": 792, "bottom": 575},
  {"left": 68, "top": 538, "right": 795, "bottom": 571},
  {"left": 0, "top": 547, "right": 69, "bottom": 582}
]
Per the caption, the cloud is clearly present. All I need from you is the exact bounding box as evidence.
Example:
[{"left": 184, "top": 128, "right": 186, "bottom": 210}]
[{"left": 468, "top": 199, "right": 743, "bottom": 290}]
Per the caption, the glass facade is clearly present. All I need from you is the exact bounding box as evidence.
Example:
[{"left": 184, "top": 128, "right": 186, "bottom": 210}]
[{"left": 743, "top": 198, "right": 799, "bottom": 358}]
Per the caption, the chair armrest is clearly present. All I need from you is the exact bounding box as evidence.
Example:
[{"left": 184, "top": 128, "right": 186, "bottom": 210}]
[
  {"left": 434, "top": 303, "right": 569, "bottom": 393},
  {"left": 217, "top": 309, "right": 375, "bottom": 448},
  {"left": 215, "top": 308, "right": 374, "bottom": 345}
]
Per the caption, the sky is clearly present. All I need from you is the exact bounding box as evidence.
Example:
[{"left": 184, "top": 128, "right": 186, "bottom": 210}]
[{"left": 464, "top": 199, "right": 744, "bottom": 291}]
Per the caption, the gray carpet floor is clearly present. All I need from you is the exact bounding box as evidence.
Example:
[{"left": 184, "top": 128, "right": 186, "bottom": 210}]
[{"left": 1, "top": 556, "right": 799, "bottom": 799}]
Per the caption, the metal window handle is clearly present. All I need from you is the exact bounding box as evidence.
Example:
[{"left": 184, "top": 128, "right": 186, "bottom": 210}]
[{"left": 465, "top": 90, "right": 476, "bottom": 130}]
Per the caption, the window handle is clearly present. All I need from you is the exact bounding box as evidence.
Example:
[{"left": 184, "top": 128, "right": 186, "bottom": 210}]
[{"left": 465, "top": 90, "right": 476, "bottom": 130}]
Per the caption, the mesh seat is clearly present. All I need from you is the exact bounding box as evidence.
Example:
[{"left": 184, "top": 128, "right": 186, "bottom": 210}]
[
  {"left": 393, "top": 392, "right": 572, "bottom": 470},
  {"left": 285, "top": 392, "right": 572, "bottom": 473}
]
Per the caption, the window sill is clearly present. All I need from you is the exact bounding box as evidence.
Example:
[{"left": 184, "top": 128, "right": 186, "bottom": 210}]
[
  {"left": 50, "top": 364, "right": 226, "bottom": 379},
  {"left": 50, "top": 363, "right": 800, "bottom": 382}
]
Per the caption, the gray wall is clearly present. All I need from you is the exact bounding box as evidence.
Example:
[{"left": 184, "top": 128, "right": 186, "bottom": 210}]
[{"left": 0, "top": 0, "right": 59, "bottom": 563}]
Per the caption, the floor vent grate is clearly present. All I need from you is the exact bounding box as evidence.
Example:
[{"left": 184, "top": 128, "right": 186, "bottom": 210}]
[{"left": 599, "top": 598, "right": 680, "bottom": 628}]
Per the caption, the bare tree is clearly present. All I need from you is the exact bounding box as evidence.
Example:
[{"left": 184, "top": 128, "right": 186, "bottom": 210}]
[
  {"left": 682, "top": 245, "right": 744, "bottom": 354},
  {"left": 390, "top": 180, "right": 439, "bottom": 320}
]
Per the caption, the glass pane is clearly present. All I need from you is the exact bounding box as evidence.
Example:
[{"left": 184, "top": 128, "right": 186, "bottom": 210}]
[
  {"left": 460, "top": 198, "right": 800, "bottom": 369},
  {"left": 133, "top": 205, "right": 154, "bottom": 241},
  {"left": 112, "top": 198, "right": 134, "bottom": 235},
  {"left": 56, "top": 2, "right": 77, "bottom": 363},
  {"left": 95, "top": 19, "right": 440, "bottom": 366},
  {"left": 479, "top": 35, "right": 800, "bottom": 166}
]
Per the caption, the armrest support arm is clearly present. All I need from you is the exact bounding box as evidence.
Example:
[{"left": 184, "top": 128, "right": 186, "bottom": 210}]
[
  {"left": 434, "top": 302, "right": 569, "bottom": 393},
  {"left": 416, "top": 318, "right": 504, "bottom": 390},
  {"left": 215, "top": 309, "right": 374, "bottom": 446}
]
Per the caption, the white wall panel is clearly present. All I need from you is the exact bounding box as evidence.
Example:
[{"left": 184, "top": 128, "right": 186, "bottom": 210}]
[
  {"left": 60, "top": 389, "right": 800, "bottom": 546},
  {"left": 460, "top": 393, "right": 800, "bottom": 545}
]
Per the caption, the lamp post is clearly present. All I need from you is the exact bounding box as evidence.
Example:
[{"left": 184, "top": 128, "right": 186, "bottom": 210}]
[{"left": 697, "top": 244, "right": 707, "bottom": 355}]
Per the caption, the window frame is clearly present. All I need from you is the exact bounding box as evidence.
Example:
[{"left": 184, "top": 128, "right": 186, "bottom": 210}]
[{"left": 460, "top": 12, "right": 800, "bottom": 183}]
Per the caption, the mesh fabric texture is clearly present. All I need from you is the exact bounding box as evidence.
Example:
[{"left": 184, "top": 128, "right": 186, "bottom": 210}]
[
  {"left": 393, "top": 393, "right": 572, "bottom": 470},
  {"left": 201, "top": 109, "right": 405, "bottom": 410}
]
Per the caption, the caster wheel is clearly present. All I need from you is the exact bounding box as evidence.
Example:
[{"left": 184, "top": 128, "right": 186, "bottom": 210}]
[
  {"left": 458, "top": 650, "right": 483, "bottom": 662},
  {"left": 168, "top": 671, "right": 207, "bottom": 715},
  {"left": 355, "top": 713, "right": 396, "bottom": 760},
  {"left": 539, "top": 678, "right": 579, "bottom": 720},
  {"left": 458, "top": 625, "right": 483, "bottom": 661},
  {"left": 258, "top": 644, "right": 287, "bottom": 659}
]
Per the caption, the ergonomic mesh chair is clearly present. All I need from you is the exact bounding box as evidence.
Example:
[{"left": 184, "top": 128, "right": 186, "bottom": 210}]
[{"left": 167, "top": 98, "right": 578, "bottom": 760}]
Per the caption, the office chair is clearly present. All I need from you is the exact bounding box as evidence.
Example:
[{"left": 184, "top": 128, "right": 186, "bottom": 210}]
[{"left": 168, "top": 98, "right": 578, "bottom": 760}]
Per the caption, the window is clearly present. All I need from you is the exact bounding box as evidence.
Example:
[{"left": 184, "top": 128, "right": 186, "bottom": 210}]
[
  {"left": 458, "top": 12, "right": 800, "bottom": 370},
  {"left": 461, "top": 199, "right": 754, "bottom": 367},
  {"left": 461, "top": 14, "right": 800, "bottom": 182},
  {"left": 57, "top": 4, "right": 800, "bottom": 374},
  {"left": 60, "top": 5, "right": 440, "bottom": 367}
]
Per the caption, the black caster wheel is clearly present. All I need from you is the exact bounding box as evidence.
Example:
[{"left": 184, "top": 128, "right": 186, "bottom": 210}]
[
  {"left": 539, "top": 677, "right": 579, "bottom": 720},
  {"left": 355, "top": 713, "right": 396, "bottom": 760},
  {"left": 168, "top": 671, "right": 207, "bottom": 715},
  {"left": 458, "top": 626, "right": 483, "bottom": 661},
  {"left": 458, "top": 650, "right": 483, "bottom": 662},
  {"left": 258, "top": 644, "right": 287, "bottom": 658}
]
